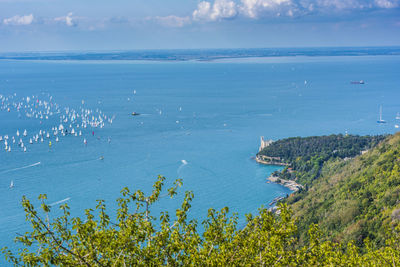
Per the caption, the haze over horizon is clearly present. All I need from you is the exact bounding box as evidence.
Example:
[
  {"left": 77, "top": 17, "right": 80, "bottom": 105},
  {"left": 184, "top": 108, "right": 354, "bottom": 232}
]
[{"left": 1, "top": 0, "right": 400, "bottom": 52}]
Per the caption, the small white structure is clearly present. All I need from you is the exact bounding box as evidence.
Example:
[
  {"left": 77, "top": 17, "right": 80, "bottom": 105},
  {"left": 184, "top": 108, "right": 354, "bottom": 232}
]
[{"left": 259, "top": 136, "right": 273, "bottom": 152}]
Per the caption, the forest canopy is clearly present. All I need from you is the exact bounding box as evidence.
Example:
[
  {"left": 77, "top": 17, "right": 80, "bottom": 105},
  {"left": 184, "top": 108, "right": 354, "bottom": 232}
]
[{"left": 258, "top": 134, "right": 386, "bottom": 185}]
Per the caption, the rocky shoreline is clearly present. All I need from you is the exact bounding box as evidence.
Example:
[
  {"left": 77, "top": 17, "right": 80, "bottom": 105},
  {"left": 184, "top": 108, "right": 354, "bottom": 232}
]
[
  {"left": 255, "top": 155, "right": 289, "bottom": 166},
  {"left": 253, "top": 155, "right": 303, "bottom": 192},
  {"left": 267, "top": 175, "right": 303, "bottom": 192}
]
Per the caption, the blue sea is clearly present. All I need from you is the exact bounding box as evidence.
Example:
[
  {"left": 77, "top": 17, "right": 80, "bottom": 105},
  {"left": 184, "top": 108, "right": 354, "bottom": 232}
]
[{"left": 0, "top": 49, "right": 399, "bottom": 261}]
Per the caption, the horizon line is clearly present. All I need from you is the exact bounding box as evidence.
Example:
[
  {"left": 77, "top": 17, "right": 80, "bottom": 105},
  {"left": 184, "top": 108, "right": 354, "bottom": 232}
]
[{"left": 1, "top": 45, "right": 400, "bottom": 54}]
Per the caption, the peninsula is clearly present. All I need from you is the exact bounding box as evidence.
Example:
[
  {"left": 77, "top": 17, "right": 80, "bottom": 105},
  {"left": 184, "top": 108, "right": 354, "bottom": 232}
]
[{"left": 256, "top": 134, "right": 385, "bottom": 191}]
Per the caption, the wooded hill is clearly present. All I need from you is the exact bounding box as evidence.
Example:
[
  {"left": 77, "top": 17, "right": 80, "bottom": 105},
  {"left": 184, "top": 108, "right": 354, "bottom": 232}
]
[
  {"left": 258, "top": 134, "right": 386, "bottom": 185},
  {"left": 286, "top": 132, "right": 400, "bottom": 248}
]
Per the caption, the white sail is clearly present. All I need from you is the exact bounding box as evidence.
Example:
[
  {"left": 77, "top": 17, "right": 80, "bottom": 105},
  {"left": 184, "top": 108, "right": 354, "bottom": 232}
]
[{"left": 377, "top": 105, "right": 386, "bottom": 123}]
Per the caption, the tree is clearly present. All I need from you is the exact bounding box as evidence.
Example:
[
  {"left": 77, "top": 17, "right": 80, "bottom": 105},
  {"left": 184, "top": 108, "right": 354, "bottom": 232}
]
[{"left": 3, "top": 176, "right": 400, "bottom": 266}]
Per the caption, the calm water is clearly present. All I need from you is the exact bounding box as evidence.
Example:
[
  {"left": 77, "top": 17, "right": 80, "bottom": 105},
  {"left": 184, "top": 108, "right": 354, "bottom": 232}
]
[{"left": 0, "top": 54, "right": 399, "bottom": 259}]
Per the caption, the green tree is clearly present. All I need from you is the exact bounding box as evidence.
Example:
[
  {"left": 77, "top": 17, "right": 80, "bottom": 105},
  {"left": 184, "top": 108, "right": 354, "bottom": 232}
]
[{"left": 3, "top": 175, "right": 400, "bottom": 266}]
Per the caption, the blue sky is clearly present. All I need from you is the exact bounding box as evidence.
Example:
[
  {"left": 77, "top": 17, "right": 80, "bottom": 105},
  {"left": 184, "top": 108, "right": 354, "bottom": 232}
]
[{"left": 0, "top": 0, "right": 400, "bottom": 51}]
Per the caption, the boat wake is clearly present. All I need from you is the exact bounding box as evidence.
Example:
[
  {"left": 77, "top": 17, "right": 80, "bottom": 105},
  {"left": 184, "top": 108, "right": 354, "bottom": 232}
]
[
  {"left": 177, "top": 160, "right": 188, "bottom": 175},
  {"left": 50, "top": 197, "right": 71, "bottom": 206},
  {"left": 0, "top": 162, "right": 41, "bottom": 174},
  {"left": 177, "top": 159, "right": 217, "bottom": 177},
  {"left": 49, "top": 157, "right": 102, "bottom": 168}
]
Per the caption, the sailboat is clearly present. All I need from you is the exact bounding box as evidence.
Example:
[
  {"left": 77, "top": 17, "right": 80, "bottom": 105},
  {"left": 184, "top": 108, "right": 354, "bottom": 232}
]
[{"left": 377, "top": 105, "right": 387, "bottom": 123}]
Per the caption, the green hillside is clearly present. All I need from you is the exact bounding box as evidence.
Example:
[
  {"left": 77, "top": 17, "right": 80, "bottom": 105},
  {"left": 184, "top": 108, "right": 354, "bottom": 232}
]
[
  {"left": 258, "top": 134, "right": 385, "bottom": 185},
  {"left": 287, "top": 132, "right": 400, "bottom": 247}
]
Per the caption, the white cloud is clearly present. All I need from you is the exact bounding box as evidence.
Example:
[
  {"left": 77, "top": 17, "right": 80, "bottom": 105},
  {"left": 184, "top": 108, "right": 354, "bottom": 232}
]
[
  {"left": 3, "top": 14, "right": 34, "bottom": 25},
  {"left": 313, "top": 0, "right": 367, "bottom": 9},
  {"left": 192, "top": 0, "right": 294, "bottom": 21},
  {"left": 374, "top": 0, "right": 399, "bottom": 8},
  {"left": 240, "top": 0, "right": 292, "bottom": 18},
  {"left": 193, "top": 0, "right": 237, "bottom": 21},
  {"left": 189, "top": 0, "right": 399, "bottom": 23},
  {"left": 54, "top": 12, "right": 77, "bottom": 27},
  {"left": 302, "top": 0, "right": 399, "bottom": 10},
  {"left": 154, "top": 15, "right": 191, "bottom": 27},
  {"left": 193, "top": 2, "right": 212, "bottom": 20}
]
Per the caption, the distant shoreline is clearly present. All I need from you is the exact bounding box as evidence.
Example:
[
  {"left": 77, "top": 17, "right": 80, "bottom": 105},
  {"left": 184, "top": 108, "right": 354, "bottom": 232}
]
[{"left": 1, "top": 47, "right": 400, "bottom": 62}]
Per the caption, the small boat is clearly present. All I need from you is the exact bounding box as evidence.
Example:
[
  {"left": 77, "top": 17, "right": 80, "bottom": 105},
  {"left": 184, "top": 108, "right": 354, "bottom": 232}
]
[
  {"left": 396, "top": 113, "right": 400, "bottom": 120},
  {"left": 131, "top": 112, "right": 140, "bottom": 116},
  {"left": 10, "top": 180, "right": 14, "bottom": 189},
  {"left": 377, "top": 105, "right": 386, "bottom": 123},
  {"left": 351, "top": 80, "right": 365, "bottom": 84},
  {"left": 395, "top": 125, "right": 399, "bottom": 129}
]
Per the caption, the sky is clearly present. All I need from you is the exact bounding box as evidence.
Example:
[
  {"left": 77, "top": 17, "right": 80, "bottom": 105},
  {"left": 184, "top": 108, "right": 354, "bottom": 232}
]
[{"left": 0, "top": 0, "right": 400, "bottom": 51}]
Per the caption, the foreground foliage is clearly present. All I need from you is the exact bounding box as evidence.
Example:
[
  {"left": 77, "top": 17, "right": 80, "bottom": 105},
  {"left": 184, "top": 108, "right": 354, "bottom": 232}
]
[{"left": 3, "top": 174, "right": 400, "bottom": 266}]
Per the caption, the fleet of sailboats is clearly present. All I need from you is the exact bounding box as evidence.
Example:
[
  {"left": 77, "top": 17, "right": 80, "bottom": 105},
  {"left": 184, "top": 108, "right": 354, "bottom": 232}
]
[{"left": 0, "top": 93, "right": 115, "bottom": 154}]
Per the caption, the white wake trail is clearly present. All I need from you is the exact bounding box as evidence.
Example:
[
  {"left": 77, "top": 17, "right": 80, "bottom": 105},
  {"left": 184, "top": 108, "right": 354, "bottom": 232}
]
[
  {"left": 177, "top": 160, "right": 188, "bottom": 175},
  {"left": 50, "top": 197, "right": 71, "bottom": 206},
  {"left": 0, "top": 162, "right": 41, "bottom": 174}
]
